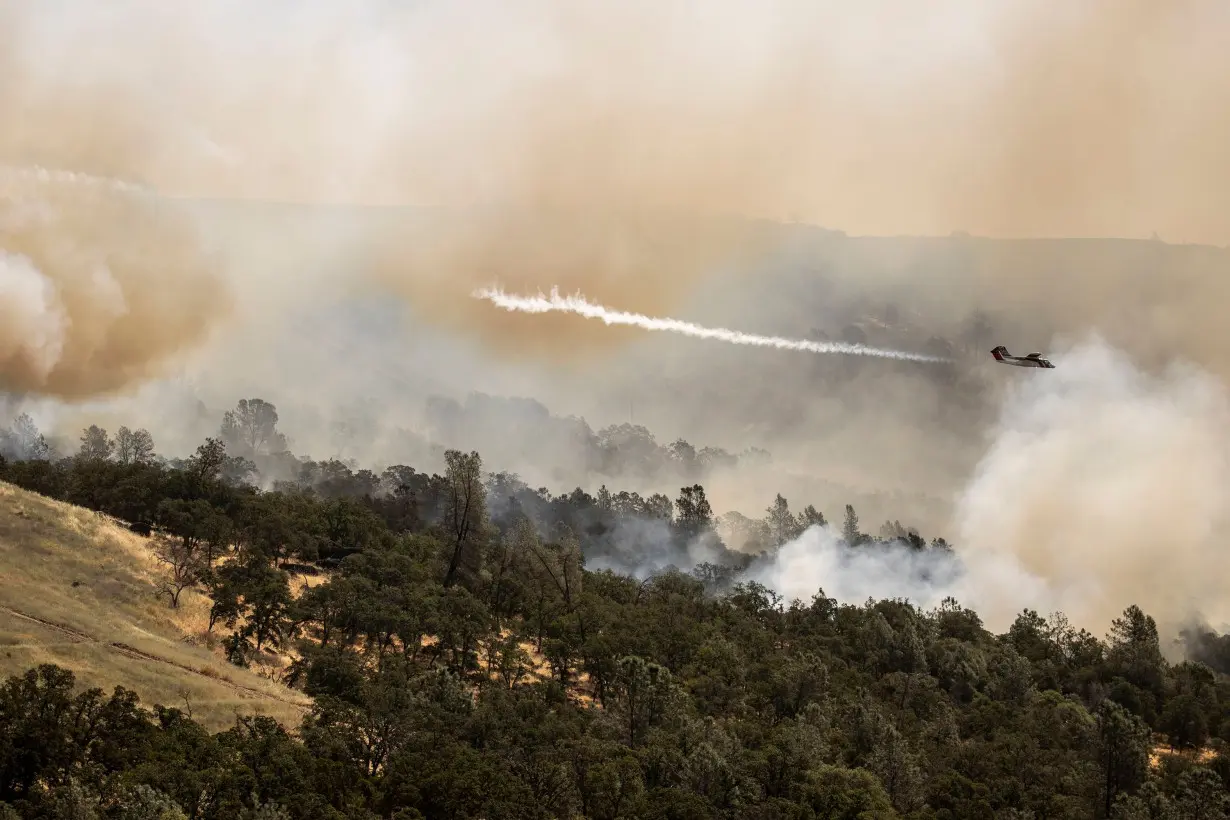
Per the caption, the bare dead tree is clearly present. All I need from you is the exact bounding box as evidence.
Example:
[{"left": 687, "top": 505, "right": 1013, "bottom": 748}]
[{"left": 153, "top": 533, "right": 207, "bottom": 608}]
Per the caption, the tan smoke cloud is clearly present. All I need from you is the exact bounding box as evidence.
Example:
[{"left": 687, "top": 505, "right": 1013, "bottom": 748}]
[
  {"left": 958, "top": 0, "right": 1230, "bottom": 243},
  {"left": 4, "top": 0, "right": 1230, "bottom": 390},
  {"left": 0, "top": 175, "right": 229, "bottom": 399}
]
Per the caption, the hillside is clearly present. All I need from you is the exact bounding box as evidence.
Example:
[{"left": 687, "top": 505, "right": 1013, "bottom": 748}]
[
  {"left": 0, "top": 480, "right": 310, "bottom": 732},
  {"left": 2, "top": 423, "right": 1230, "bottom": 818}
]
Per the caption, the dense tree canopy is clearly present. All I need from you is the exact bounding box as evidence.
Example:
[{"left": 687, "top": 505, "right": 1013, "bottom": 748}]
[{"left": 1, "top": 404, "right": 1229, "bottom": 819}]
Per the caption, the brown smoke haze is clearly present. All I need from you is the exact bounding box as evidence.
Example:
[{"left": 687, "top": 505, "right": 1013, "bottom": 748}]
[
  {"left": 5, "top": 1, "right": 1230, "bottom": 638},
  {"left": 0, "top": 175, "right": 228, "bottom": 399}
]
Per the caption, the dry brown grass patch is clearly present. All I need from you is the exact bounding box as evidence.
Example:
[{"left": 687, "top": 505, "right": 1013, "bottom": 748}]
[
  {"left": 0, "top": 481, "right": 311, "bottom": 732},
  {"left": 1149, "top": 737, "right": 1219, "bottom": 769}
]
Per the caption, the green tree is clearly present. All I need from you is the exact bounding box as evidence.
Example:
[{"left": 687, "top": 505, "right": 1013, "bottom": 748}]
[
  {"left": 674, "top": 484, "right": 714, "bottom": 539},
  {"left": 798, "top": 504, "right": 827, "bottom": 530},
  {"left": 1172, "top": 766, "right": 1227, "bottom": 820},
  {"left": 1159, "top": 693, "right": 1209, "bottom": 750},
  {"left": 796, "top": 765, "right": 899, "bottom": 819},
  {"left": 596, "top": 484, "right": 612, "bottom": 512},
  {"left": 1107, "top": 605, "right": 1166, "bottom": 696},
  {"left": 188, "top": 437, "right": 227, "bottom": 483},
  {"left": 113, "top": 784, "right": 189, "bottom": 819},
  {"left": 613, "top": 656, "right": 684, "bottom": 748},
  {"left": 243, "top": 568, "right": 295, "bottom": 652},
  {"left": 114, "top": 425, "right": 156, "bottom": 465},
  {"left": 157, "top": 498, "right": 233, "bottom": 567},
  {"left": 77, "top": 425, "right": 114, "bottom": 462},
  {"left": 220, "top": 398, "right": 287, "bottom": 457},
  {"left": 842, "top": 504, "right": 865, "bottom": 545},
  {"left": 765, "top": 494, "right": 802, "bottom": 547},
  {"left": 1097, "top": 700, "right": 1152, "bottom": 818},
  {"left": 441, "top": 449, "right": 487, "bottom": 589}
]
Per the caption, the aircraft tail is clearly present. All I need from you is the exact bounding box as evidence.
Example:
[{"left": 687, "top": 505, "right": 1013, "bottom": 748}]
[{"left": 990, "top": 345, "right": 1008, "bottom": 361}]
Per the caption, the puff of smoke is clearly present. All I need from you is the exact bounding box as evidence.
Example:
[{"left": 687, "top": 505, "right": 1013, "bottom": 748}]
[
  {"left": 747, "top": 525, "right": 964, "bottom": 608},
  {"left": 0, "top": 251, "right": 68, "bottom": 383},
  {"left": 582, "top": 516, "right": 732, "bottom": 582}
]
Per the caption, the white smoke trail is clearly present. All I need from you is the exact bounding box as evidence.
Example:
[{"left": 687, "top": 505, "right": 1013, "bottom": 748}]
[
  {"left": 0, "top": 164, "right": 154, "bottom": 197},
  {"left": 473, "top": 286, "right": 951, "bottom": 363}
]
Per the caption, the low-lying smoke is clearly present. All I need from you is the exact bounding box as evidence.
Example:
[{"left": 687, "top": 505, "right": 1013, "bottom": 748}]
[
  {"left": 475, "top": 286, "right": 950, "bottom": 364},
  {"left": 750, "top": 525, "right": 964, "bottom": 606},
  {"left": 751, "top": 337, "right": 1230, "bottom": 639}
]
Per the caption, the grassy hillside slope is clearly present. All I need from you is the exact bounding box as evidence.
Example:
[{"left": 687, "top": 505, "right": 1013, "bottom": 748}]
[{"left": 0, "top": 480, "right": 310, "bottom": 731}]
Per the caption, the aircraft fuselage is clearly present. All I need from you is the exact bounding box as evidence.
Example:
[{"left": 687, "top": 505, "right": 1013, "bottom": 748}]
[{"left": 990, "top": 345, "right": 1055, "bottom": 369}]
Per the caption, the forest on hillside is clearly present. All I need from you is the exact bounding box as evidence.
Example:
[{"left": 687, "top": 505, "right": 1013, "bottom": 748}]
[{"left": 2, "top": 403, "right": 1230, "bottom": 819}]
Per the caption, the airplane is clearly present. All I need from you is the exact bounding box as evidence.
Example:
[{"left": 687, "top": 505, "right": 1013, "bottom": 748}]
[{"left": 990, "top": 345, "right": 1055, "bottom": 369}]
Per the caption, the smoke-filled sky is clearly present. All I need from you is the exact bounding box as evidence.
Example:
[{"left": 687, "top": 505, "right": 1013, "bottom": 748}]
[
  {"left": 5, "top": 0, "right": 1230, "bottom": 638},
  {"left": 4, "top": 0, "right": 1230, "bottom": 396}
]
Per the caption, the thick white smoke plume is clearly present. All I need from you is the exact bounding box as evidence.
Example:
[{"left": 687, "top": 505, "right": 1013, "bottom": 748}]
[
  {"left": 0, "top": 250, "right": 68, "bottom": 382},
  {"left": 750, "top": 524, "right": 963, "bottom": 606},
  {"left": 752, "top": 336, "right": 1230, "bottom": 637},
  {"left": 475, "top": 286, "right": 950, "bottom": 363}
]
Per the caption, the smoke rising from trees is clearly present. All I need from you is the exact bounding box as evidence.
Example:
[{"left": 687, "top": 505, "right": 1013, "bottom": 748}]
[{"left": 756, "top": 336, "right": 1230, "bottom": 641}]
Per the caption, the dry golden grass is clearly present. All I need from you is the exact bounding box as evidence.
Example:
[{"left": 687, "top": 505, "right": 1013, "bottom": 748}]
[
  {"left": 288, "top": 572, "right": 329, "bottom": 596},
  {"left": 471, "top": 628, "right": 600, "bottom": 708},
  {"left": 0, "top": 481, "right": 311, "bottom": 732},
  {"left": 169, "top": 553, "right": 315, "bottom": 690},
  {"left": 1149, "top": 736, "right": 1219, "bottom": 770}
]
